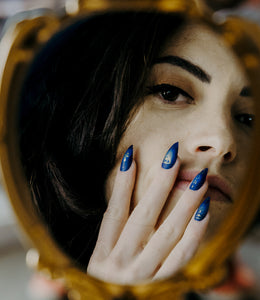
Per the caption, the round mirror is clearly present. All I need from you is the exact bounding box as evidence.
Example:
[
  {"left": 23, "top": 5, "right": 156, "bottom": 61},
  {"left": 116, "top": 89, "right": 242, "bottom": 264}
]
[{"left": 0, "top": 0, "right": 260, "bottom": 299}]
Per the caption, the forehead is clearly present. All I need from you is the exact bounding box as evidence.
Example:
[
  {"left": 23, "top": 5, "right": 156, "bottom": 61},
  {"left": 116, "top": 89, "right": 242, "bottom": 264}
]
[
  {"left": 160, "top": 22, "right": 248, "bottom": 86},
  {"left": 162, "top": 22, "right": 227, "bottom": 61}
]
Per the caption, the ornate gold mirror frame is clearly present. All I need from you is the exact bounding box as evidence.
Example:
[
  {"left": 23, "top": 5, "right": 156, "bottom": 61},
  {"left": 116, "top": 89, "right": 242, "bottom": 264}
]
[{"left": 0, "top": 0, "right": 260, "bottom": 299}]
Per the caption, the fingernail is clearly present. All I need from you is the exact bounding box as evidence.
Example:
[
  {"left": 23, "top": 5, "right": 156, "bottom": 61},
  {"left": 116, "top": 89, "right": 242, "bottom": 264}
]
[
  {"left": 120, "top": 145, "right": 133, "bottom": 172},
  {"left": 161, "top": 142, "right": 179, "bottom": 169},
  {"left": 194, "top": 197, "right": 210, "bottom": 221},
  {"left": 189, "top": 168, "right": 208, "bottom": 190}
]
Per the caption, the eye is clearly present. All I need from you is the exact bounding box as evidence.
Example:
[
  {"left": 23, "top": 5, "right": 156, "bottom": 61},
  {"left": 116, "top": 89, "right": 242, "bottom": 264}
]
[
  {"left": 235, "top": 113, "right": 254, "bottom": 128},
  {"left": 147, "top": 84, "right": 194, "bottom": 103}
]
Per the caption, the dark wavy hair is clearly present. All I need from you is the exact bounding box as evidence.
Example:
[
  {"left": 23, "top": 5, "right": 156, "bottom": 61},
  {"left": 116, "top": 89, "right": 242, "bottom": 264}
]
[{"left": 19, "top": 11, "right": 187, "bottom": 269}]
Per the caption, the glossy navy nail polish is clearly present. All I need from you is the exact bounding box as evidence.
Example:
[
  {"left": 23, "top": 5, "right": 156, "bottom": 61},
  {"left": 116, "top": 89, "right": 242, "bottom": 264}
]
[
  {"left": 189, "top": 168, "right": 208, "bottom": 190},
  {"left": 162, "top": 142, "right": 179, "bottom": 169},
  {"left": 120, "top": 145, "right": 133, "bottom": 172},
  {"left": 194, "top": 197, "right": 210, "bottom": 221}
]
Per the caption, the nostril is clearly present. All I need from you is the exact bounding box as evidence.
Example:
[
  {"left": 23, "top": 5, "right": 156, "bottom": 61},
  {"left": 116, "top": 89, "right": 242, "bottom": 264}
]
[
  {"left": 198, "top": 146, "right": 211, "bottom": 152},
  {"left": 224, "top": 152, "right": 232, "bottom": 161}
]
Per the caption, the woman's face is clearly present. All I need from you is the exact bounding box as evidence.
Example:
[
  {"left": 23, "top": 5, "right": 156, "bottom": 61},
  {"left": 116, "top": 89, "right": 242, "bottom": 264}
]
[{"left": 106, "top": 22, "right": 254, "bottom": 239}]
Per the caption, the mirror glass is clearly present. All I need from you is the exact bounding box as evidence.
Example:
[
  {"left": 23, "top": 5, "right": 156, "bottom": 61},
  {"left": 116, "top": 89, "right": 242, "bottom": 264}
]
[
  {"left": 1, "top": 1, "right": 260, "bottom": 298},
  {"left": 17, "top": 9, "right": 256, "bottom": 286}
]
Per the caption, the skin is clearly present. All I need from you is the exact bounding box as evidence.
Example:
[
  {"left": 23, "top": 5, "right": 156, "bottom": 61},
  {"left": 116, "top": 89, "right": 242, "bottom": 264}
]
[{"left": 87, "top": 23, "right": 254, "bottom": 284}]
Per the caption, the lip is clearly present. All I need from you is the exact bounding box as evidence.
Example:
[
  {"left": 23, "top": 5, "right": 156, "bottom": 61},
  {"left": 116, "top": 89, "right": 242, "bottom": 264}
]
[{"left": 175, "top": 170, "right": 233, "bottom": 203}]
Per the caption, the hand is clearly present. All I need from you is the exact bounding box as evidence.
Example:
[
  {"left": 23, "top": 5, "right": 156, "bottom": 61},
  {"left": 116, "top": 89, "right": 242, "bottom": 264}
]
[{"left": 87, "top": 143, "right": 210, "bottom": 284}]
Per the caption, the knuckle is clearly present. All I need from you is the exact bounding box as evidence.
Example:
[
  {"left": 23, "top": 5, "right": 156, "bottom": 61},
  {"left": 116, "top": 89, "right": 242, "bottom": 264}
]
[
  {"left": 175, "top": 249, "right": 187, "bottom": 265},
  {"left": 130, "top": 204, "right": 155, "bottom": 225},
  {"left": 149, "top": 245, "right": 163, "bottom": 259},
  {"left": 109, "top": 248, "right": 126, "bottom": 267},
  {"left": 126, "top": 264, "right": 148, "bottom": 283},
  {"left": 158, "top": 224, "right": 180, "bottom": 241}
]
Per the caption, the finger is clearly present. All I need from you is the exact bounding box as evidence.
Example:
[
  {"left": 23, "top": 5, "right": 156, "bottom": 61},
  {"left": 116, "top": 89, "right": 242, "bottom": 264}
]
[
  {"left": 92, "top": 146, "right": 136, "bottom": 260},
  {"left": 132, "top": 168, "right": 208, "bottom": 278},
  {"left": 154, "top": 200, "right": 210, "bottom": 280},
  {"left": 111, "top": 143, "right": 180, "bottom": 259}
]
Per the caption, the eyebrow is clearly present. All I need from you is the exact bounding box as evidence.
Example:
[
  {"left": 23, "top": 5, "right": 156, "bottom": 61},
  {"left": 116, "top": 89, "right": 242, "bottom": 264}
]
[
  {"left": 240, "top": 86, "right": 251, "bottom": 97},
  {"left": 154, "top": 55, "right": 211, "bottom": 83}
]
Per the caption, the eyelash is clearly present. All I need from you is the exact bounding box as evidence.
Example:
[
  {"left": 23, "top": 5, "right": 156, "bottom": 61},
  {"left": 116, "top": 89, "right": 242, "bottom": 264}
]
[
  {"left": 146, "top": 83, "right": 254, "bottom": 129},
  {"left": 147, "top": 83, "right": 194, "bottom": 104}
]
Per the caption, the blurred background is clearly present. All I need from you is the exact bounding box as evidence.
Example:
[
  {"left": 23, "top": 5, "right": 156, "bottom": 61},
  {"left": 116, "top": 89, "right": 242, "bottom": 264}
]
[{"left": 0, "top": 0, "right": 259, "bottom": 299}]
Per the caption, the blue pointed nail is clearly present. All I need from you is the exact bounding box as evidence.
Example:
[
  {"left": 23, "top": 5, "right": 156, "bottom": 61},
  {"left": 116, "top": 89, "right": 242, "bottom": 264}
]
[
  {"left": 161, "top": 142, "right": 179, "bottom": 169},
  {"left": 194, "top": 197, "right": 210, "bottom": 221},
  {"left": 120, "top": 145, "right": 133, "bottom": 172},
  {"left": 189, "top": 168, "right": 208, "bottom": 190}
]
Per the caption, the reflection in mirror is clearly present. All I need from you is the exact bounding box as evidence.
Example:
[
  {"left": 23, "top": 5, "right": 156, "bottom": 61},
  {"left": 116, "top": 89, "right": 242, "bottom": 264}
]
[{"left": 18, "top": 9, "right": 256, "bottom": 289}]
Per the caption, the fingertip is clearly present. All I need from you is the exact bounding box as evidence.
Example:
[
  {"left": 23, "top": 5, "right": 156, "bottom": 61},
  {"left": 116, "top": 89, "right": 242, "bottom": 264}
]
[
  {"left": 175, "top": 157, "right": 181, "bottom": 169},
  {"left": 194, "top": 197, "right": 210, "bottom": 222},
  {"left": 128, "top": 158, "right": 137, "bottom": 177},
  {"left": 204, "top": 211, "right": 210, "bottom": 223},
  {"left": 109, "top": 158, "right": 136, "bottom": 207},
  {"left": 109, "top": 151, "right": 136, "bottom": 202},
  {"left": 161, "top": 142, "right": 179, "bottom": 169},
  {"left": 197, "top": 210, "right": 210, "bottom": 225},
  {"left": 160, "top": 156, "right": 181, "bottom": 174},
  {"left": 120, "top": 145, "right": 133, "bottom": 172},
  {"left": 189, "top": 168, "right": 208, "bottom": 191},
  {"left": 117, "top": 156, "right": 136, "bottom": 175}
]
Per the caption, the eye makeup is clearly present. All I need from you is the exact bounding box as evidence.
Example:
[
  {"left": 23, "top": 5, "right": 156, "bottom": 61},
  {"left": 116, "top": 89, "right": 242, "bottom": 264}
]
[
  {"left": 145, "top": 64, "right": 201, "bottom": 103},
  {"left": 146, "top": 83, "right": 194, "bottom": 104}
]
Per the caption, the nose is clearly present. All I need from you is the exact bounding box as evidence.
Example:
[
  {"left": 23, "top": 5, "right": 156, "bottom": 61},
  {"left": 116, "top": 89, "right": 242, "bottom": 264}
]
[{"left": 185, "top": 119, "right": 237, "bottom": 164}]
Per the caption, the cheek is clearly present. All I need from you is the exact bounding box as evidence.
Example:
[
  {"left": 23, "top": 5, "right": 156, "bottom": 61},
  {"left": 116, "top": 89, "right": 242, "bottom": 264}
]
[
  {"left": 105, "top": 111, "right": 182, "bottom": 205},
  {"left": 117, "top": 132, "right": 168, "bottom": 207},
  {"left": 118, "top": 119, "right": 182, "bottom": 206},
  {"left": 106, "top": 102, "right": 196, "bottom": 207},
  {"left": 234, "top": 132, "right": 253, "bottom": 184}
]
